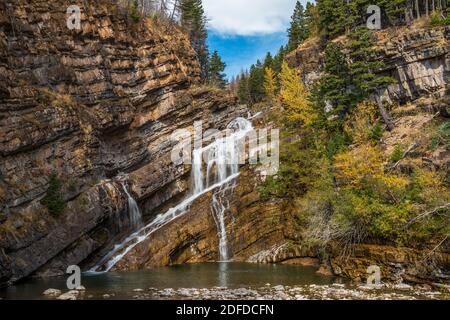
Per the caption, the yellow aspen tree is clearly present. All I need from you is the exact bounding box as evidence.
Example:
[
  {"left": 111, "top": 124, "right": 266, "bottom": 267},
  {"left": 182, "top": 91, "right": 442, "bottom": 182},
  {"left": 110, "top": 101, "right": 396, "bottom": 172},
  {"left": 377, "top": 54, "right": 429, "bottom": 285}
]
[
  {"left": 263, "top": 67, "right": 277, "bottom": 102},
  {"left": 279, "top": 62, "right": 316, "bottom": 126}
]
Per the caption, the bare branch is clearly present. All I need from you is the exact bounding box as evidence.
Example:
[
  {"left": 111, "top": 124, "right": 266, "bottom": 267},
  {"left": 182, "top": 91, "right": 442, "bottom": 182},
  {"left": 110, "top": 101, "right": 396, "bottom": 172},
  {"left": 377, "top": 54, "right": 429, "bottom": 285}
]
[{"left": 405, "top": 203, "right": 450, "bottom": 229}]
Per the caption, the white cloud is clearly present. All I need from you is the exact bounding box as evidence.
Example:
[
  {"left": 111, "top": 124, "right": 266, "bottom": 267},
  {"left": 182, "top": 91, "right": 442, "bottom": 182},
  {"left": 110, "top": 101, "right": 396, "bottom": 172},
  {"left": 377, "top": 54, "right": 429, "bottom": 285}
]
[{"left": 203, "top": 0, "right": 303, "bottom": 36}]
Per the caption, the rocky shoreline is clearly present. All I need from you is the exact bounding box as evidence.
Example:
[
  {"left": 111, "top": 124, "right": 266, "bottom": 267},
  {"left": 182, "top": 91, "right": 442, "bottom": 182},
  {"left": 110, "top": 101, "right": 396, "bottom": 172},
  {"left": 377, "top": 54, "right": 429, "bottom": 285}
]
[{"left": 39, "top": 283, "right": 449, "bottom": 301}]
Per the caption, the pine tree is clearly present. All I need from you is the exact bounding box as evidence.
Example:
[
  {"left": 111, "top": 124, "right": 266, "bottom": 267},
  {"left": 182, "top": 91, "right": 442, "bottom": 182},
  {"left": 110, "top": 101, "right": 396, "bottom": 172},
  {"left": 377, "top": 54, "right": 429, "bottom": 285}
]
[
  {"left": 229, "top": 75, "right": 239, "bottom": 93},
  {"left": 312, "top": 28, "right": 393, "bottom": 126},
  {"left": 377, "top": 0, "right": 408, "bottom": 25},
  {"left": 347, "top": 27, "right": 393, "bottom": 101},
  {"left": 181, "top": 0, "right": 209, "bottom": 80},
  {"left": 130, "top": 0, "right": 141, "bottom": 22},
  {"left": 41, "top": 172, "right": 66, "bottom": 216},
  {"left": 305, "top": 2, "right": 319, "bottom": 37},
  {"left": 288, "top": 1, "right": 309, "bottom": 51},
  {"left": 316, "top": 0, "right": 348, "bottom": 39},
  {"left": 311, "top": 42, "right": 353, "bottom": 122},
  {"left": 347, "top": 27, "right": 394, "bottom": 130},
  {"left": 263, "top": 52, "right": 274, "bottom": 70},
  {"left": 347, "top": 0, "right": 373, "bottom": 29},
  {"left": 237, "top": 72, "right": 250, "bottom": 105},
  {"left": 207, "top": 50, "right": 227, "bottom": 89},
  {"left": 264, "top": 67, "right": 277, "bottom": 102},
  {"left": 273, "top": 45, "right": 288, "bottom": 75},
  {"left": 248, "top": 60, "right": 265, "bottom": 104},
  {"left": 279, "top": 62, "right": 316, "bottom": 126}
]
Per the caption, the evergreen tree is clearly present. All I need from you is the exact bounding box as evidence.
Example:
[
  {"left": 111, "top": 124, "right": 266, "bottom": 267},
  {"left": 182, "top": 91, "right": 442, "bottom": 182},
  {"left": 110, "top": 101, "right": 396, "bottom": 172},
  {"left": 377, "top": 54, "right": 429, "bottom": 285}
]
[
  {"left": 263, "top": 52, "right": 274, "bottom": 70},
  {"left": 229, "top": 75, "right": 239, "bottom": 93},
  {"left": 316, "top": 0, "right": 348, "bottom": 39},
  {"left": 346, "top": 27, "right": 393, "bottom": 101},
  {"left": 347, "top": 27, "right": 395, "bottom": 130},
  {"left": 312, "top": 27, "right": 393, "bottom": 126},
  {"left": 237, "top": 72, "right": 250, "bottom": 105},
  {"left": 346, "top": 0, "right": 371, "bottom": 28},
  {"left": 130, "top": 0, "right": 141, "bottom": 22},
  {"left": 41, "top": 172, "right": 66, "bottom": 216},
  {"left": 288, "top": 1, "right": 309, "bottom": 51},
  {"left": 378, "top": 0, "right": 408, "bottom": 25},
  {"left": 248, "top": 60, "right": 265, "bottom": 104},
  {"left": 207, "top": 50, "right": 227, "bottom": 89},
  {"left": 272, "top": 45, "right": 288, "bottom": 75},
  {"left": 312, "top": 42, "right": 353, "bottom": 123},
  {"left": 181, "top": 0, "right": 209, "bottom": 80},
  {"left": 305, "top": 2, "right": 319, "bottom": 37}
]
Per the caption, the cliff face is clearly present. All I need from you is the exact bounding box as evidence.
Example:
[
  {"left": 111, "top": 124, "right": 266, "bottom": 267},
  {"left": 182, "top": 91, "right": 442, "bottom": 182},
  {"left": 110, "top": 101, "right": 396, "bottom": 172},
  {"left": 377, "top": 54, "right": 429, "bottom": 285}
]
[
  {"left": 287, "top": 26, "right": 450, "bottom": 104},
  {"left": 110, "top": 167, "right": 301, "bottom": 271},
  {"left": 0, "top": 0, "right": 245, "bottom": 286}
]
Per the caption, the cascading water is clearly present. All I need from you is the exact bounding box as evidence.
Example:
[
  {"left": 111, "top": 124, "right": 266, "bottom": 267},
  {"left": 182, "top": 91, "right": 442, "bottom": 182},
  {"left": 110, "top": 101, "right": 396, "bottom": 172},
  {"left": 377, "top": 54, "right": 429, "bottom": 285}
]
[
  {"left": 89, "top": 117, "right": 253, "bottom": 273},
  {"left": 211, "top": 181, "right": 236, "bottom": 261},
  {"left": 121, "top": 182, "right": 143, "bottom": 229}
]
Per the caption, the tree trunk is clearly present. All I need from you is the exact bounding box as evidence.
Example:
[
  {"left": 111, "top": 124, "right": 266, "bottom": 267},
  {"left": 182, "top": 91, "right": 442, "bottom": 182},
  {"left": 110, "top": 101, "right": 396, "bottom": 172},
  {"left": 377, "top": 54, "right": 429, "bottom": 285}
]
[
  {"left": 374, "top": 95, "right": 395, "bottom": 131},
  {"left": 415, "top": 0, "right": 421, "bottom": 18},
  {"left": 426, "top": 0, "right": 429, "bottom": 16}
]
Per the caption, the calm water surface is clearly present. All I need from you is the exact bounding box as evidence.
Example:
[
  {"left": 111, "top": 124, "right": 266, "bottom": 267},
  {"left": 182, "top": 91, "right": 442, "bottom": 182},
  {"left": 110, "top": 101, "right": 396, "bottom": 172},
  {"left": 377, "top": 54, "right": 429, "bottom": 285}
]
[{"left": 1, "top": 263, "right": 336, "bottom": 300}]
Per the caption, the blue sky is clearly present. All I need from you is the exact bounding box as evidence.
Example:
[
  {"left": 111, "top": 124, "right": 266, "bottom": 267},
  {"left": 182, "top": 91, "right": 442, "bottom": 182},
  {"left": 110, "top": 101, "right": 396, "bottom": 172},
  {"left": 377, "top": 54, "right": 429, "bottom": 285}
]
[
  {"left": 208, "top": 31, "right": 287, "bottom": 79},
  {"left": 203, "top": 0, "right": 308, "bottom": 79}
]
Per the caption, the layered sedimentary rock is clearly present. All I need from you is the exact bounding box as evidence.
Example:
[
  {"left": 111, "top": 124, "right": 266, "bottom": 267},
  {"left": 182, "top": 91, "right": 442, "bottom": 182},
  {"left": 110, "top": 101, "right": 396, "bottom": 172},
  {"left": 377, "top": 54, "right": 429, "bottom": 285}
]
[
  {"left": 0, "top": 0, "right": 245, "bottom": 286},
  {"left": 112, "top": 167, "right": 300, "bottom": 271},
  {"left": 286, "top": 26, "right": 450, "bottom": 103}
]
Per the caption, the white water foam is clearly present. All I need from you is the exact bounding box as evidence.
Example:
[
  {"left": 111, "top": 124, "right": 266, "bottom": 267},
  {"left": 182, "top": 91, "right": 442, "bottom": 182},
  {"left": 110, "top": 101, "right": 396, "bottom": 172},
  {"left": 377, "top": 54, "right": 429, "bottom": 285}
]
[
  {"left": 121, "top": 182, "right": 143, "bottom": 229},
  {"left": 89, "top": 117, "right": 253, "bottom": 273}
]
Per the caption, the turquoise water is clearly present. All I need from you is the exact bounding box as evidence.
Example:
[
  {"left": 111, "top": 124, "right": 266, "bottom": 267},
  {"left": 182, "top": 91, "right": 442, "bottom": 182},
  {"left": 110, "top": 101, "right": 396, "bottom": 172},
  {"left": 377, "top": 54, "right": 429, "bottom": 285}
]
[{"left": 1, "top": 263, "right": 336, "bottom": 300}]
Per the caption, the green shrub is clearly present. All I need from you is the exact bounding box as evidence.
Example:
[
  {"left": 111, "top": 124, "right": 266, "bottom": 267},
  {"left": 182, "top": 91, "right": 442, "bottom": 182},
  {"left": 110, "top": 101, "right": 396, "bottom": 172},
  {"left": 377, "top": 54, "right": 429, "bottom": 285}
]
[
  {"left": 326, "top": 132, "right": 350, "bottom": 159},
  {"left": 430, "top": 12, "right": 450, "bottom": 27},
  {"left": 438, "top": 121, "right": 450, "bottom": 143},
  {"left": 430, "top": 121, "right": 450, "bottom": 150},
  {"left": 443, "top": 13, "right": 450, "bottom": 25},
  {"left": 370, "top": 123, "right": 384, "bottom": 143},
  {"left": 130, "top": 0, "right": 140, "bottom": 23},
  {"left": 41, "top": 172, "right": 66, "bottom": 216},
  {"left": 390, "top": 144, "right": 404, "bottom": 163}
]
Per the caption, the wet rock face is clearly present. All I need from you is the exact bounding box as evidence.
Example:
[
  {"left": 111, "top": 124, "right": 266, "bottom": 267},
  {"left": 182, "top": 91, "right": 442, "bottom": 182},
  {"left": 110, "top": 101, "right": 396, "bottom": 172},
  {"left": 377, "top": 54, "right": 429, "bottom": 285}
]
[
  {"left": 0, "top": 0, "right": 244, "bottom": 286},
  {"left": 286, "top": 27, "right": 450, "bottom": 103},
  {"left": 112, "top": 167, "right": 301, "bottom": 271}
]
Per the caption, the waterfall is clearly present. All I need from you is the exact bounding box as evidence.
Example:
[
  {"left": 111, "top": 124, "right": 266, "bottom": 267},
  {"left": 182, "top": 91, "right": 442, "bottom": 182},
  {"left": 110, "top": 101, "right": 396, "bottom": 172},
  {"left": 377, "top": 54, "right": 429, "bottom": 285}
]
[
  {"left": 89, "top": 117, "right": 253, "bottom": 273},
  {"left": 192, "top": 148, "right": 204, "bottom": 195},
  {"left": 121, "top": 182, "right": 143, "bottom": 229},
  {"left": 211, "top": 181, "right": 236, "bottom": 261}
]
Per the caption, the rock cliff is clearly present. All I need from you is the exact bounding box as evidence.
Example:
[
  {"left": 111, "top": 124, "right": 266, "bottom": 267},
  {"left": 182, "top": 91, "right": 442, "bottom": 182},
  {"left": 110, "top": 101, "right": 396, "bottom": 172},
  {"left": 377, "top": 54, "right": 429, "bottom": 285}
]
[
  {"left": 0, "top": 0, "right": 245, "bottom": 286},
  {"left": 286, "top": 26, "right": 450, "bottom": 104},
  {"left": 110, "top": 167, "right": 300, "bottom": 271}
]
